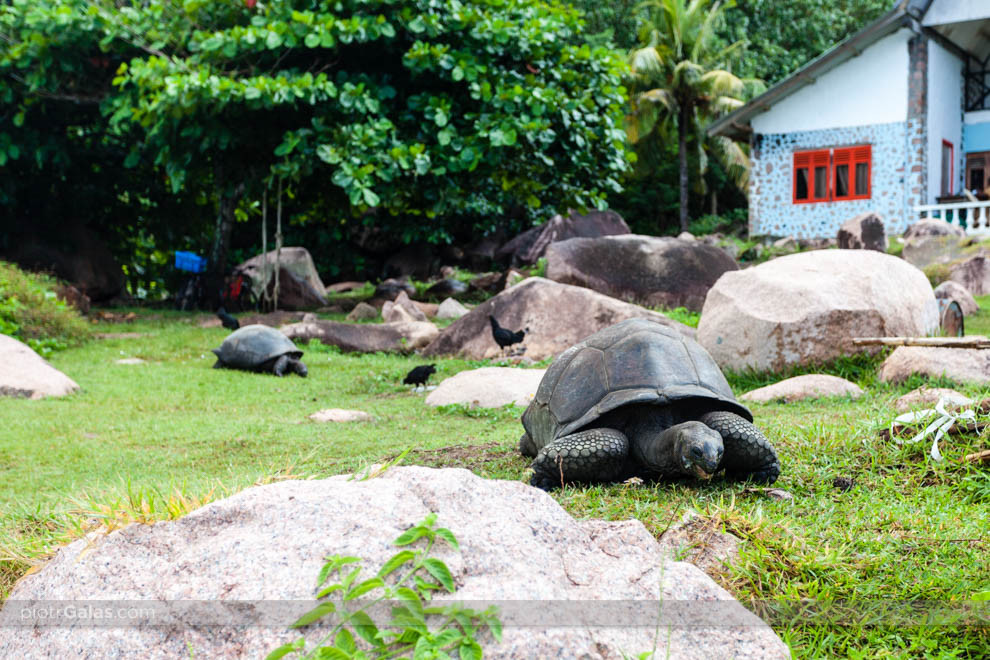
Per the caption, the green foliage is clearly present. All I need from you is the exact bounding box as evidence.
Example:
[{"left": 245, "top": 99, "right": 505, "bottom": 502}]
[
  {"left": 569, "top": 0, "right": 644, "bottom": 50},
  {"left": 531, "top": 257, "right": 548, "bottom": 278},
  {"left": 719, "top": 0, "right": 892, "bottom": 85},
  {"left": 267, "top": 513, "right": 502, "bottom": 660},
  {"left": 105, "top": 0, "right": 631, "bottom": 241},
  {"left": 0, "top": 261, "right": 90, "bottom": 356},
  {"left": 2, "top": 1, "right": 631, "bottom": 282},
  {"left": 688, "top": 208, "right": 747, "bottom": 236},
  {"left": 626, "top": 0, "right": 759, "bottom": 232},
  {"left": 659, "top": 306, "right": 699, "bottom": 328},
  {"left": 922, "top": 262, "right": 951, "bottom": 288}
]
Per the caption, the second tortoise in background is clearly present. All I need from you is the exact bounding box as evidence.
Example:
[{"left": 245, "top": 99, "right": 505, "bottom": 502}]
[
  {"left": 212, "top": 325, "right": 307, "bottom": 377},
  {"left": 519, "top": 318, "right": 779, "bottom": 490}
]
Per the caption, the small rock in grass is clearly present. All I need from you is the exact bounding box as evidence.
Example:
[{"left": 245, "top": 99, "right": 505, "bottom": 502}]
[
  {"left": 345, "top": 302, "right": 379, "bottom": 322},
  {"left": 832, "top": 476, "right": 855, "bottom": 491},
  {"left": 425, "top": 367, "right": 546, "bottom": 408},
  {"left": 308, "top": 409, "right": 372, "bottom": 423},
  {"left": 893, "top": 387, "right": 974, "bottom": 412},
  {"left": 436, "top": 297, "right": 469, "bottom": 320},
  {"left": 740, "top": 374, "right": 863, "bottom": 404},
  {"left": 115, "top": 358, "right": 146, "bottom": 365}
]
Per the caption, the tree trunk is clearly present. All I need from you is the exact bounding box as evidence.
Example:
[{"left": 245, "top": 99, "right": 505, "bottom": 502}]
[
  {"left": 207, "top": 162, "right": 245, "bottom": 309},
  {"left": 677, "top": 103, "right": 690, "bottom": 233}
]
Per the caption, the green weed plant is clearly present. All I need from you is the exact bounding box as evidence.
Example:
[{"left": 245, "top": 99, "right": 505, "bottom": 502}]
[{"left": 267, "top": 514, "right": 502, "bottom": 660}]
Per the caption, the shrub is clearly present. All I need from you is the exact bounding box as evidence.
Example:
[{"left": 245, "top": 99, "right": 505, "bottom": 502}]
[{"left": 0, "top": 261, "right": 90, "bottom": 355}]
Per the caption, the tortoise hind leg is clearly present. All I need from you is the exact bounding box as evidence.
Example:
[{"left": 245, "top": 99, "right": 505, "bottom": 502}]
[
  {"left": 700, "top": 411, "right": 780, "bottom": 484},
  {"left": 530, "top": 428, "right": 630, "bottom": 491}
]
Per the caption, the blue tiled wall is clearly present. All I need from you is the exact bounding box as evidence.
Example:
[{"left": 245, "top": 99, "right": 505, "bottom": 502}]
[{"left": 750, "top": 122, "right": 912, "bottom": 238}]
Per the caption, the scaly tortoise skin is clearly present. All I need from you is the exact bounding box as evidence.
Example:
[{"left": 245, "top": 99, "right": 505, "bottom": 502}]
[
  {"left": 519, "top": 318, "right": 779, "bottom": 490},
  {"left": 211, "top": 324, "right": 308, "bottom": 377}
]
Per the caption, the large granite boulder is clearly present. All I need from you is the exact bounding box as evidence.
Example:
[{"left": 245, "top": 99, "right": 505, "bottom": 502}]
[
  {"left": 425, "top": 367, "right": 546, "bottom": 408},
  {"left": 0, "top": 334, "right": 79, "bottom": 399},
  {"left": 545, "top": 235, "right": 738, "bottom": 312},
  {"left": 837, "top": 212, "right": 887, "bottom": 252},
  {"left": 879, "top": 347, "right": 990, "bottom": 385},
  {"left": 902, "top": 218, "right": 966, "bottom": 240},
  {"left": 949, "top": 254, "right": 990, "bottom": 295},
  {"left": 281, "top": 320, "right": 439, "bottom": 352},
  {"left": 698, "top": 250, "right": 939, "bottom": 372},
  {"left": 0, "top": 466, "right": 788, "bottom": 659},
  {"left": 902, "top": 236, "right": 984, "bottom": 271},
  {"left": 933, "top": 280, "right": 979, "bottom": 316},
  {"left": 237, "top": 247, "right": 328, "bottom": 310},
  {"left": 496, "top": 209, "right": 630, "bottom": 266},
  {"left": 423, "top": 278, "right": 694, "bottom": 361},
  {"left": 425, "top": 278, "right": 469, "bottom": 299}
]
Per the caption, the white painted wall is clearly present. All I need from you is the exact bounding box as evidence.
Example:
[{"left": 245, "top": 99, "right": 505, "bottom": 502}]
[
  {"left": 923, "top": 0, "right": 990, "bottom": 25},
  {"left": 751, "top": 30, "right": 912, "bottom": 135},
  {"left": 927, "top": 38, "right": 964, "bottom": 201}
]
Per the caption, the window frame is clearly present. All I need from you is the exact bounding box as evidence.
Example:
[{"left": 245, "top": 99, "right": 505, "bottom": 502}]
[
  {"left": 792, "top": 145, "right": 872, "bottom": 204},
  {"left": 792, "top": 149, "right": 831, "bottom": 204},
  {"left": 832, "top": 145, "right": 872, "bottom": 202},
  {"left": 940, "top": 139, "right": 954, "bottom": 197}
]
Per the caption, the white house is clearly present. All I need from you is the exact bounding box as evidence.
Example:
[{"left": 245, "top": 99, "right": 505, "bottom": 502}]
[{"left": 709, "top": 0, "right": 990, "bottom": 238}]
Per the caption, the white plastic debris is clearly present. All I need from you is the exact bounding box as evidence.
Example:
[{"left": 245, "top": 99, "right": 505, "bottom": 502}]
[{"left": 891, "top": 397, "right": 976, "bottom": 461}]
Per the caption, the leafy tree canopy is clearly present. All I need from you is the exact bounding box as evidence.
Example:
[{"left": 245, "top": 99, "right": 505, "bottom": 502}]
[
  {"left": 2, "top": 0, "right": 630, "bottom": 285},
  {"left": 716, "top": 0, "right": 892, "bottom": 84}
]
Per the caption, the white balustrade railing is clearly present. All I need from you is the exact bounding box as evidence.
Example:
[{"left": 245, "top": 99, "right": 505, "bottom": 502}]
[{"left": 914, "top": 200, "right": 990, "bottom": 234}]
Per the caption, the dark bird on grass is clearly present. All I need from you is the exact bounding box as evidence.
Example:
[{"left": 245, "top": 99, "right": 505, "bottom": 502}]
[
  {"left": 403, "top": 364, "right": 436, "bottom": 387},
  {"left": 489, "top": 315, "right": 526, "bottom": 351},
  {"left": 217, "top": 307, "right": 240, "bottom": 331}
]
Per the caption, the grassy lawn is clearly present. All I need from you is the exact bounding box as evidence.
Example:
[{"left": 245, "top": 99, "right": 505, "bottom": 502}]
[{"left": 2, "top": 304, "right": 989, "bottom": 658}]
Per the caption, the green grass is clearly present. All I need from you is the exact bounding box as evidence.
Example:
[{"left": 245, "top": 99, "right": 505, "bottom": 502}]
[{"left": 1, "top": 309, "right": 988, "bottom": 658}]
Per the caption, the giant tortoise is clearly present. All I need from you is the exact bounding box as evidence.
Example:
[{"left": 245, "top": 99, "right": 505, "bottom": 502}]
[
  {"left": 519, "top": 318, "right": 779, "bottom": 490},
  {"left": 212, "top": 324, "right": 308, "bottom": 377}
]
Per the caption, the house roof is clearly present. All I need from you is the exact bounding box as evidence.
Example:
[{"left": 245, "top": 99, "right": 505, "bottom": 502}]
[{"left": 708, "top": 0, "right": 925, "bottom": 140}]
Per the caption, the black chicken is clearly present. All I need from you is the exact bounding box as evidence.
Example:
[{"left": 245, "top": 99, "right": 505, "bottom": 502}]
[
  {"left": 216, "top": 307, "right": 240, "bottom": 331},
  {"left": 403, "top": 364, "right": 437, "bottom": 388},
  {"left": 489, "top": 315, "right": 526, "bottom": 351}
]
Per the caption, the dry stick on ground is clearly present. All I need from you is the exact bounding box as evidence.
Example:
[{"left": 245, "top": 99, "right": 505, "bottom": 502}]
[
  {"left": 851, "top": 337, "right": 990, "bottom": 349},
  {"left": 964, "top": 449, "right": 990, "bottom": 464}
]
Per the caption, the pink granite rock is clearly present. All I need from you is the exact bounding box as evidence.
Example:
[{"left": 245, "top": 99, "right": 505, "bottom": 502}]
[
  {"left": 0, "top": 467, "right": 789, "bottom": 660},
  {"left": 740, "top": 374, "right": 863, "bottom": 404},
  {"left": 0, "top": 334, "right": 79, "bottom": 399}
]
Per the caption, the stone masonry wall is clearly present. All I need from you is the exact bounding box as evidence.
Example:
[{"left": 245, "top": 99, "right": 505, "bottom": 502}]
[{"left": 749, "top": 122, "right": 910, "bottom": 238}]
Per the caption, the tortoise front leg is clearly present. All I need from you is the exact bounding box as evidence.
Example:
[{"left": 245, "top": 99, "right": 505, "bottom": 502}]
[
  {"left": 699, "top": 411, "right": 780, "bottom": 484},
  {"left": 530, "top": 428, "right": 630, "bottom": 491},
  {"left": 272, "top": 354, "right": 290, "bottom": 377}
]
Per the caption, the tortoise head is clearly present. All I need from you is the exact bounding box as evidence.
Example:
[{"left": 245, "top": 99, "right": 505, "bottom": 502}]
[
  {"left": 292, "top": 359, "right": 308, "bottom": 378},
  {"left": 671, "top": 421, "right": 723, "bottom": 479}
]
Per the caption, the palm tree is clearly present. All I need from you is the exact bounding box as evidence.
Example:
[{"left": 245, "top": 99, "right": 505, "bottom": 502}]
[{"left": 626, "top": 0, "right": 757, "bottom": 232}]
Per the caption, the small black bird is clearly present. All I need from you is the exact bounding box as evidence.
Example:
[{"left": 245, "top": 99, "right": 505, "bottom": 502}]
[
  {"left": 403, "top": 364, "right": 436, "bottom": 388},
  {"left": 489, "top": 315, "right": 526, "bottom": 351},
  {"left": 217, "top": 307, "right": 240, "bottom": 331}
]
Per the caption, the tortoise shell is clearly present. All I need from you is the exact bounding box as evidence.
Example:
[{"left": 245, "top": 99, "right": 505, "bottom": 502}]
[
  {"left": 521, "top": 318, "right": 751, "bottom": 445},
  {"left": 212, "top": 324, "right": 303, "bottom": 370}
]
